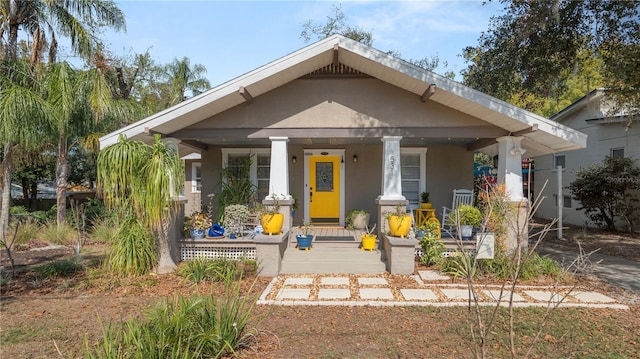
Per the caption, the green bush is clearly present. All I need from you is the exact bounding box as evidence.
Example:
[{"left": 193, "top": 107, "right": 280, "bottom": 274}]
[
  {"left": 419, "top": 236, "right": 445, "bottom": 266},
  {"left": 40, "top": 220, "right": 76, "bottom": 245},
  {"left": 84, "top": 273, "right": 260, "bottom": 358},
  {"left": 106, "top": 216, "right": 156, "bottom": 277},
  {"left": 90, "top": 218, "right": 118, "bottom": 244},
  {"left": 177, "top": 258, "right": 256, "bottom": 284},
  {"left": 35, "top": 259, "right": 84, "bottom": 279}
]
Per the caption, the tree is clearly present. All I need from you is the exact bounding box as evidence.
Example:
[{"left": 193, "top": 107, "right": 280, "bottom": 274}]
[
  {"left": 568, "top": 157, "right": 640, "bottom": 231},
  {"left": 0, "top": 0, "right": 125, "bottom": 237},
  {"left": 0, "top": 60, "right": 55, "bottom": 241},
  {"left": 300, "top": 5, "right": 454, "bottom": 77},
  {"left": 300, "top": 4, "right": 373, "bottom": 46},
  {"left": 163, "top": 57, "right": 211, "bottom": 106},
  {"left": 97, "top": 134, "right": 184, "bottom": 275},
  {"left": 462, "top": 0, "right": 639, "bottom": 116}
]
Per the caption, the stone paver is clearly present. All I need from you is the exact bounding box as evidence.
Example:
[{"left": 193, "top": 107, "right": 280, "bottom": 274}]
[
  {"left": 418, "top": 270, "right": 451, "bottom": 281},
  {"left": 440, "top": 288, "right": 475, "bottom": 301},
  {"left": 319, "top": 288, "right": 352, "bottom": 299},
  {"left": 321, "top": 277, "right": 350, "bottom": 286},
  {"left": 359, "top": 288, "right": 394, "bottom": 299},
  {"left": 484, "top": 289, "right": 526, "bottom": 302},
  {"left": 358, "top": 277, "right": 388, "bottom": 286},
  {"left": 571, "top": 291, "right": 617, "bottom": 303},
  {"left": 523, "top": 290, "right": 563, "bottom": 303},
  {"left": 277, "top": 288, "right": 310, "bottom": 300},
  {"left": 401, "top": 289, "right": 438, "bottom": 301},
  {"left": 283, "top": 277, "right": 314, "bottom": 286}
]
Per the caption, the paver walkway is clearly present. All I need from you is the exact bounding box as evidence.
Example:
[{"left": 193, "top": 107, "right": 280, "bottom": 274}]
[{"left": 257, "top": 270, "right": 629, "bottom": 309}]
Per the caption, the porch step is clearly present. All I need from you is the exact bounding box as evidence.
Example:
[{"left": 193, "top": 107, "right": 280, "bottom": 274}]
[{"left": 280, "top": 246, "right": 387, "bottom": 274}]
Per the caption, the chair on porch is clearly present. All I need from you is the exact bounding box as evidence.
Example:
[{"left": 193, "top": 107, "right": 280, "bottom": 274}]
[{"left": 441, "top": 189, "right": 474, "bottom": 228}]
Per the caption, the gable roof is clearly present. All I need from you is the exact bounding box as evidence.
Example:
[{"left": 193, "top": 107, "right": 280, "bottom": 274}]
[{"left": 100, "top": 35, "right": 586, "bottom": 157}]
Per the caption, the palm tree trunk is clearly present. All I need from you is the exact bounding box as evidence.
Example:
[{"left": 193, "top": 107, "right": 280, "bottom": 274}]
[
  {"left": 56, "top": 133, "right": 68, "bottom": 227},
  {"left": 1, "top": 143, "right": 13, "bottom": 241}
]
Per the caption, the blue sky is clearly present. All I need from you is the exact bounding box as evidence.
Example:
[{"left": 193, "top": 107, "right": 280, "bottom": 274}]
[{"left": 78, "top": 1, "right": 505, "bottom": 85}]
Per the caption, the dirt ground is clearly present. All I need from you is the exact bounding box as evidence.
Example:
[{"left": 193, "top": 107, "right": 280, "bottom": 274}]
[{"left": 1, "top": 229, "right": 639, "bottom": 358}]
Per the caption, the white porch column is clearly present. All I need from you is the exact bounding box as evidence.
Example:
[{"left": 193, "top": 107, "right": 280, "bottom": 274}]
[
  {"left": 379, "top": 136, "right": 405, "bottom": 200},
  {"left": 496, "top": 136, "right": 525, "bottom": 202},
  {"left": 267, "top": 136, "right": 291, "bottom": 200}
]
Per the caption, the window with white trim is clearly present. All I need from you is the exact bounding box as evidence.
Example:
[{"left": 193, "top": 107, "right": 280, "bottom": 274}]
[
  {"left": 221, "top": 149, "right": 270, "bottom": 202},
  {"left": 611, "top": 147, "right": 624, "bottom": 159},
  {"left": 554, "top": 154, "right": 565, "bottom": 169},
  {"left": 401, "top": 148, "right": 428, "bottom": 207},
  {"left": 191, "top": 162, "right": 201, "bottom": 193}
]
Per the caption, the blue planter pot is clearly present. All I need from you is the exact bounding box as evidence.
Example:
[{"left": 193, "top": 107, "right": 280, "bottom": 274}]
[
  {"left": 190, "top": 228, "right": 205, "bottom": 239},
  {"left": 208, "top": 224, "right": 225, "bottom": 237},
  {"left": 296, "top": 234, "right": 313, "bottom": 250}
]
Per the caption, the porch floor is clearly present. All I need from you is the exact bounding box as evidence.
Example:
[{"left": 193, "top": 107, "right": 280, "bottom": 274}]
[{"left": 282, "top": 226, "right": 386, "bottom": 274}]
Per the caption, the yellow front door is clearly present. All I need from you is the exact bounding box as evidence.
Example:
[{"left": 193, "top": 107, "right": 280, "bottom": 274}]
[{"left": 309, "top": 155, "right": 340, "bottom": 224}]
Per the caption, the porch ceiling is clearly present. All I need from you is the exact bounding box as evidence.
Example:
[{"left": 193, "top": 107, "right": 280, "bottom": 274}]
[{"left": 99, "top": 35, "right": 586, "bottom": 158}]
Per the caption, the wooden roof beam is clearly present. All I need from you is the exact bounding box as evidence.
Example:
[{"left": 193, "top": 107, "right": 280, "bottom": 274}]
[
  {"left": 238, "top": 86, "right": 253, "bottom": 103},
  {"left": 181, "top": 139, "right": 209, "bottom": 152},
  {"left": 511, "top": 124, "right": 538, "bottom": 136},
  {"left": 144, "top": 127, "right": 165, "bottom": 137},
  {"left": 333, "top": 44, "right": 339, "bottom": 66},
  {"left": 421, "top": 84, "right": 436, "bottom": 102}
]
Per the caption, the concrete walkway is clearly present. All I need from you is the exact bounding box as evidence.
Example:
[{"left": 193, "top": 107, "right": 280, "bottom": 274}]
[
  {"left": 538, "top": 245, "right": 640, "bottom": 294},
  {"left": 257, "top": 270, "right": 630, "bottom": 309}
]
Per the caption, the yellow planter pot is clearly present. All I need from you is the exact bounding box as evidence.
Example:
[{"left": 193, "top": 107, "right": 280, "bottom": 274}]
[
  {"left": 361, "top": 234, "right": 377, "bottom": 251},
  {"left": 261, "top": 213, "right": 284, "bottom": 235},
  {"left": 420, "top": 203, "right": 432, "bottom": 209},
  {"left": 388, "top": 215, "right": 412, "bottom": 237}
]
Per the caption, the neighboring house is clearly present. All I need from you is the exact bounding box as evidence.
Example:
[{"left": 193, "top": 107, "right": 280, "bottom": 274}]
[
  {"left": 100, "top": 35, "right": 586, "bottom": 233},
  {"left": 534, "top": 88, "right": 640, "bottom": 229}
]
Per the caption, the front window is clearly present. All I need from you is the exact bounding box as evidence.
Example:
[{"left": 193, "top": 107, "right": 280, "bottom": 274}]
[
  {"left": 191, "top": 162, "right": 201, "bottom": 193},
  {"left": 554, "top": 154, "right": 566, "bottom": 169},
  {"left": 401, "top": 149, "right": 428, "bottom": 207},
  {"left": 221, "top": 149, "right": 270, "bottom": 203}
]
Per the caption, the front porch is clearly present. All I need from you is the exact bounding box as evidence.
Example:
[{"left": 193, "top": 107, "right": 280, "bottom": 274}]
[{"left": 178, "top": 225, "right": 487, "bottom": 276}]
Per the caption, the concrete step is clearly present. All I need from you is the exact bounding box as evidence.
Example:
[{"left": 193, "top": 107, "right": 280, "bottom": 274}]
[{"left": 280, "top": 246, "right": 387, "bottom": 274}]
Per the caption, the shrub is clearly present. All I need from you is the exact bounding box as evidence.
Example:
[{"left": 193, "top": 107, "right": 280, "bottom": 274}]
[
  {"left": 447, "top": 204, "right": 483, "bottom": 226},
  {"left": 106, "top": 216, "right": 156, "bottom": 277},
  {"left": 84, "top": 272, "right": 260, "bottom": 358},
  {"left": 35, "top": 259, "right": 84, "bottom": 279},
  {"left": 419, "top": 236, "right": 445, "bottom": 266},
  {"left": 40, "top": 220, "right": 76, "bottom": 245},
  {"left": 9, "top": 217, "right": 41, "bottom": 246},
  {"left": 569, "top": 156, "right": 640, "bottom": 231},
  {"left": 89, "top": 218, "right": 118, "bottom": 244}
]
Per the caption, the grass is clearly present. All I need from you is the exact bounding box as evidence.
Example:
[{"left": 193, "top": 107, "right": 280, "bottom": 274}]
[
  {"left": 34, "top": 258, "right": 84, "bottom": 279},
  {"left": 83, "top": 271, "right": 261, "bottom": 359},
  {"left": 40, "top": 220, "right": 77, "bottom": 245}
]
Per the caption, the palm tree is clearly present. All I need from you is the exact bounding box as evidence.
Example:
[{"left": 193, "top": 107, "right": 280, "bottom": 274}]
[
  {"left": 0, "top": 0, "right": 125, "bottom": 235},
  {"left": 0, "top": 0, "right": 125, "bottom": 63},
  {"left": 163, "top": 57, "right": 211, "bottom": 106},
  {"left": 0, "top": 60, "right": 55, "bottom": 239},
  {"left": 97, "top": 134, "right": 184, "bottom": 275}
]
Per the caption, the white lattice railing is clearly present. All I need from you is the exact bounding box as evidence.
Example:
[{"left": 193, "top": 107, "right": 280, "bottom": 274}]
[{"left": 179, "top": 239, "right": 256, "bottom": 261}]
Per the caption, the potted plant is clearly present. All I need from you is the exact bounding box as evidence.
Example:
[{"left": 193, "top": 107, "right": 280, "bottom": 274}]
[
  {"left": 386, "top": 204, "right": 412, "bottom": 238},
  {"left": 185, "top": 212, "right": 211, "bottom": 239},
  {"left": 420, "top": 191, "right": 432, "bottom": 209},
  {"left": 447, "top": 204, "right": 482, "bottom": 239},
  {"left": 360, "top": 223, "right": 377, "bottom": 251},
  {"left": 222, "top": 204, "right": 251, "bottom": 239},
  {"left": 346, "top": 209, "right": 369, "bottom": 230},
  {"left": 296, "top": 221, "right": 313, "bottom": 250},
  {"left": 258, "top": 194, "right": 284, "bottom": 235}
]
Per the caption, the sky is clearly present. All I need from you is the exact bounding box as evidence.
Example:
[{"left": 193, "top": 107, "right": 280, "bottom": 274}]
[{"left": 64, "top": 0, "right": 506, "bottom": 86}]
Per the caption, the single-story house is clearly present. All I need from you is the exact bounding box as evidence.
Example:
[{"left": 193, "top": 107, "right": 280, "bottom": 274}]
[
  {"left": 100, "top": 35, "right": 587, "bottom": 274},
  {"left": 534, "top": 88, "right": 639, "bottom": 230}
]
